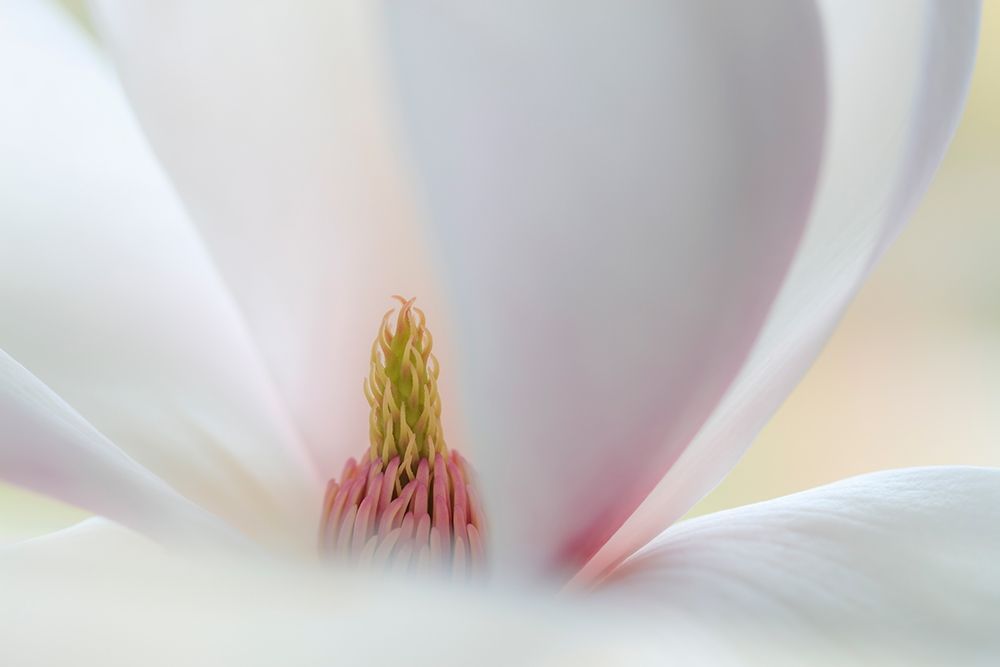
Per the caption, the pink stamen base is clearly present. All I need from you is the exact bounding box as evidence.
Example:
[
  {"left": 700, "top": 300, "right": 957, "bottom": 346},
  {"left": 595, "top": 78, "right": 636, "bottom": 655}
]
[{"left": 319, "top": 451, "right": 486, "bottom": 578}]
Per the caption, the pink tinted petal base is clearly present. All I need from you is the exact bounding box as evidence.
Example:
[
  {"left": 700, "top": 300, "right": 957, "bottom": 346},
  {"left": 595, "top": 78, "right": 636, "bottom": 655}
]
[{"left": 381, "top": 1, "right": 828, "bottom": 577}]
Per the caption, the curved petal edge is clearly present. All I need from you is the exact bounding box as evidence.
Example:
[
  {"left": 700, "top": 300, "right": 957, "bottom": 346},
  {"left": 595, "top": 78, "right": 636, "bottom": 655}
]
[{"left": 601, "top": 466, "right": 1000, "bottom": 663}]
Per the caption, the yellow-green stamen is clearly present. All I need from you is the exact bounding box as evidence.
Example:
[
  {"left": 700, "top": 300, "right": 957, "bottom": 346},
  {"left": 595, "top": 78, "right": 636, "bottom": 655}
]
[
  {"left": 363, "top": 295, "right": 447, "bottom": 481},
  {"left": 321, "top": 297, "right": 486, "bottom": 576}
]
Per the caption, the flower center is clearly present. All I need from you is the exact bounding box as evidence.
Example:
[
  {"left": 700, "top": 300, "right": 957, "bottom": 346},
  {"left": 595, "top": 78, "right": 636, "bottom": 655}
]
[{"left": 319, "top": 297, "right": 486, "bottom": 576}]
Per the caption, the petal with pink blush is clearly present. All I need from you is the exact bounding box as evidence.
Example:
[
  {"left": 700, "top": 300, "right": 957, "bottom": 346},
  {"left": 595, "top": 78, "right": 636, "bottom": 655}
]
[
  {"left": 382, "top": 1, "right": 826, "bottom": 575},
  {"left": 88, "top": 0, "right": 461, "bottom": 476},
  {"left": 583, "top": 1, "right": 982, "bottom": 582}
]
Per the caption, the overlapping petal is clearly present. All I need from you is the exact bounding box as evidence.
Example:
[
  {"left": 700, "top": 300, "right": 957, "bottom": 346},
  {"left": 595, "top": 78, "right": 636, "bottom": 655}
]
[
  {"left": 381, "top": 1, "right": 826, "bottom": 574},
  {"left": 582, "top": 0, "right": 982, "bottom": 581},
  {"left": 88, "top": 0, "right": 458, "bottom": 476},
  {"left": 0, "top": 0, "right": 316, "bottom": 550},
  {"left": 601, "top": 467, "right": 1000, "bottom": 664},
  {"left": 0, "top": 352, "right": 239, "bottom": 549}
]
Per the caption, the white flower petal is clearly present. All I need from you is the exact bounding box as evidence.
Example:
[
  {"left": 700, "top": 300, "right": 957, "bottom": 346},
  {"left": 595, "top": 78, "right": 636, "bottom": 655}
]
[
  {"left": 582, "top": 0, "right": 982, "bottom": 581},
  {"left": 0, "top": 516, "right": 156, "bottom": 559},
  {"left": 381, "top": 1, "right": 826, "bottom": 574},
  {"left": 0, "top": 352, "right": 241, "bottom": 550},
  {"left": 87, "top": 0, "right": 456, "bottom": 475},
  {"left": 0, "top": 522, "right": 730, "bottom": 666},
  {"left": 601, "top": 467, "right": 1000, "bottom": 663},
  {"left": 0, "top": 0, "right": 318, "bottom": 550}
]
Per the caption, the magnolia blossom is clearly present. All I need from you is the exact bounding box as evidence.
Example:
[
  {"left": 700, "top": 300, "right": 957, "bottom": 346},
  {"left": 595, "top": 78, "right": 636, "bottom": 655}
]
[{"left": 1, "top": 1, "right": 998, "bottom": 664}]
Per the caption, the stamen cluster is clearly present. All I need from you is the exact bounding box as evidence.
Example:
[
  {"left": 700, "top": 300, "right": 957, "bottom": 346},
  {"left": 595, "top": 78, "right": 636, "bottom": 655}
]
[
  {"left": 319, "top": 451, "right": 485, "bottom": 575},
  {"left": 319, "top": 297, "right": 486, "bottom": 576}
]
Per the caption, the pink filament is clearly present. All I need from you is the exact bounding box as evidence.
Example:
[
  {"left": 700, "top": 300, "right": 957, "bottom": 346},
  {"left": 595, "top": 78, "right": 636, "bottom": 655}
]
[{"left": 320, "top": 451, "right": 486, "bottom": 577}]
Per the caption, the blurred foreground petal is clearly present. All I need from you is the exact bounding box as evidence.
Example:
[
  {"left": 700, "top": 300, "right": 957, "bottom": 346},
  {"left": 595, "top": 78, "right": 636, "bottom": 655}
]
[{"left": 0, "top": 520, "right": 731, "bottom": 666}]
